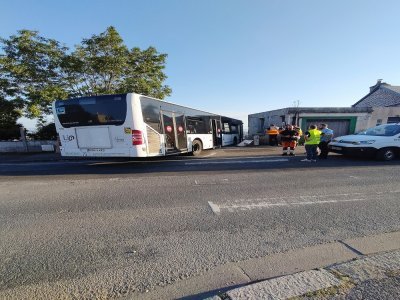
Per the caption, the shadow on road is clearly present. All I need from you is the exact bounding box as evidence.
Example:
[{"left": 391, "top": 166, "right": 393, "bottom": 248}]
[{"left": 1, "top": 153, "right": 399, "bottom": 177}]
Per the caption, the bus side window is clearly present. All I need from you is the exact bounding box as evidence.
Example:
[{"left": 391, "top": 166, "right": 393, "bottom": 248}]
[
  {"left": 187, "top": 118, "right": 206, "bottom": 134},
  {"left": 223, "top": 123, "right": 230, "bottom": 133}
]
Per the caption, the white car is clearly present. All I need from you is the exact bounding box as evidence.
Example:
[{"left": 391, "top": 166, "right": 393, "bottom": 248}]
[{"left": 328, "top": 123, "right": 400, "bottom": 161}]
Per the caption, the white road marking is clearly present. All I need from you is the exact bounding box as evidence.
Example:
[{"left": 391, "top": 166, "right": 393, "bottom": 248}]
[
  {"left": 208, "top": 201, "right": 221, "bottom": 215},
  {"left": 194, "top": 178, "right": 232, "bottom": 186},
  {"left": 185, "top": 158, "right": 288, "bottom": 165},
  {"left": 216, "top": 198, "right": 366, "bottom": 211},
  {"left": 231, "top": 192, "right": 365, "bottom": 203},
  {"left": 208, "top": 190, "right": 400, "bottom": 215}
]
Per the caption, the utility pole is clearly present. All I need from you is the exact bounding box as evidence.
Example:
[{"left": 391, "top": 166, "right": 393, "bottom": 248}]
[
  {"left": 20, "top": 126, "right": 28, "bottom": 152},
  {"left": 292, "top": 100, "right": 301, "bottom": 126}
]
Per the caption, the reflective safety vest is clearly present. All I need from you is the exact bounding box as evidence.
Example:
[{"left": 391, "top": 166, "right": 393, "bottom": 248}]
[
  {"left": 267, "top": 128, "right": 279, "bottom": 135},
  {"left": 305, "top": 129, "right": 321, "bottom": 145},
  {"left": 297, "top": 128, "right": 303, "bottom": 136}
]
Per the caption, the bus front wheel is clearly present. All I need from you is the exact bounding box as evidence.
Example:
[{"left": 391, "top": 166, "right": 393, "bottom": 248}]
[{"left": 192, "top": 140, "right": 203, "bottom": 156}]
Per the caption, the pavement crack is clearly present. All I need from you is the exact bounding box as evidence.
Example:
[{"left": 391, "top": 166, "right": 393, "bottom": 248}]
[
  {"left": 235, "top": 265, "right": 252, "bottom": 282},
  {"left": 338, "top": 240, "right": 364, "bottom": 256}
]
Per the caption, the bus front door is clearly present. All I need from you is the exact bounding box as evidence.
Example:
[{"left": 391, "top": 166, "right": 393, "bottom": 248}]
[
  {"left": 212, "top": 119, "right": 222, "bottom": 148},
  {"left": 161, "top": 111, "right": 187, "bottom": 153}
]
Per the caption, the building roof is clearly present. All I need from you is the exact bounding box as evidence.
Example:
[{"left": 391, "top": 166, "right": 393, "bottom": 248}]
[
  {"left": 248, "top": 107, "right": 372, "bottom": 116},
  {"left": 384, "top": 85, "right": 400, "bottom": 94},
  {"left": 352, "top": 80, "right": 400, "bottom": 107},
  {"left": 286, "top": 107, "right": 372, "bottom": 114}
]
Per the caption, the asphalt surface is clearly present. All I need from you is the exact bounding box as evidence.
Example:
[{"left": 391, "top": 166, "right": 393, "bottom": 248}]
[
  {"left": 346, "top": 276, "right": 400, "bottom": 300},
  {"left": 0, "top": 148, "right": 399, "bottom": 299}
]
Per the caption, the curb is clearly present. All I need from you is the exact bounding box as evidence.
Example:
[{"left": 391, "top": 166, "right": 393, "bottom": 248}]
[
  {"left": 226, "top": 250, "right": 400, "bottom": 300},
  {"left": 137, "top": 231, "right": 400, "bottom": 300}
]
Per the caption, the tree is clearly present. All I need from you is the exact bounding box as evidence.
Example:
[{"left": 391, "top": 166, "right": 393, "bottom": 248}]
[
  {"left": 0, "top": 97, "right": 23, "bottom": 140},
  {"left": 0, "top": 30, "right": 68, "bottom": 120},
  {"left": 0, "top": 74, "right": 24, "bottom": 140},
  {"left": 64, "top": 26, "right": 171, "bottom": 98},
  {"left": 32, "top": 122, "right": 57, "bottom": 140},
  {"left": 64, "top": 26, "right": 130, "bottom": 96},
  {"left": 122, "top": 46, "right": 172, "bottom": 99},
  {"left": 0, "top": 26, "right": 172, "bottom": 122}
]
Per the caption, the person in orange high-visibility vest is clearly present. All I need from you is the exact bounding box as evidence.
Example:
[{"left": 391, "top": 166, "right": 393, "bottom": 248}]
[{"left": 266, "top": 124, "right": 279, "bottom": 146}]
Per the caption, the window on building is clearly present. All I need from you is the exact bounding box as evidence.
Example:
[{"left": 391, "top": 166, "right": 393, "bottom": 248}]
[
  {"left": 387, "top": 117, "right": 400, "bottom": 124},
  {"left": 259, "top": 118, "right": 265, "bottom": 132}
]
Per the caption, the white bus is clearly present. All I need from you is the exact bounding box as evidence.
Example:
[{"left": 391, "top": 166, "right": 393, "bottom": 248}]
[{"left": 53, "top": 93, "right": 243, "bottom": 157}]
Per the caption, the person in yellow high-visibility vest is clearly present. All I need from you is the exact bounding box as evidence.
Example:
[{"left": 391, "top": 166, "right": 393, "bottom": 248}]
[{"left": 301, "top": 124, "right": 321, "bottom": 162}]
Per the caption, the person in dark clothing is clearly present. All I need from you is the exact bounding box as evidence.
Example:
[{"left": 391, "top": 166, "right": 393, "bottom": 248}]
[
  {"left": 318, "top": 123, "right": 334, "bottom": 159},
  {"left": 280, "top": 124, "right": 299, "bottom": 156}
]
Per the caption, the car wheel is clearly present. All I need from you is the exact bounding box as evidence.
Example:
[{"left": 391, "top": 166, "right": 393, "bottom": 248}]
[
  {"left": 192, "top": 140, "right": 203, "bottom": 156},
  {"left": 376, "top": 148, "right": 396, "bottom": 161}
]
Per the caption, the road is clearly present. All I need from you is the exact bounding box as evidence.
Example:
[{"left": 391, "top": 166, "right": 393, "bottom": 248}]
[{"left": 1, "top": 149, "right": 399, "bottom": 299}]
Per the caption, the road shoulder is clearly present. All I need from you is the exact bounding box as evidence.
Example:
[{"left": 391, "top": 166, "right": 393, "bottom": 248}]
[{"left": 137, "top": 230, "right": 400, "bottom": 300}]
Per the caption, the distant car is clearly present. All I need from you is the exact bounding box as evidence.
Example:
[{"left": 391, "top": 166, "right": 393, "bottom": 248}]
[{"left": 328, "top": 123, "right": 400, "bottom": 161}]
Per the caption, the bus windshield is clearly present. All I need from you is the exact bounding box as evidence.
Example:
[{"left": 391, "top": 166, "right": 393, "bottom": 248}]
[{"left": 55, "top": 94, "right": 127, "bottom": 128}]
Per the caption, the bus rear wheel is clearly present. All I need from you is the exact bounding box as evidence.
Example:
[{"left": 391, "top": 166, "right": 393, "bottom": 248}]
[{"left": 192, "top": 140, "right": 203, "bottom": 156}]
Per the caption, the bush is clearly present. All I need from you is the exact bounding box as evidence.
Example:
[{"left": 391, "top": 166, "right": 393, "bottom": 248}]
[
  {"left": 0, "top": 126, "right": 22, "bottom": 140},
  {"left": 33, "top": 123, "right": 57, "bottom": 140}
]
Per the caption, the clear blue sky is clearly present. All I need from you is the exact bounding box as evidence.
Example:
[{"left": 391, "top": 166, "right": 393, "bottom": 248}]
[{"left": 2, "top": 0, "right": 400, "bottom": 131}]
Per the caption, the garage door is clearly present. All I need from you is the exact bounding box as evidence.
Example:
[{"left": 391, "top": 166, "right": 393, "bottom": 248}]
[{"left": 305, "top": 119, "right": 350, "bottom": 138}]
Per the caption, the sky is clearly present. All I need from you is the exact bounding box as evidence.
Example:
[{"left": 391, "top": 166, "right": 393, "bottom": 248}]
[{"left": 1, "top": 0, "right": 400, "bottom": 131}]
